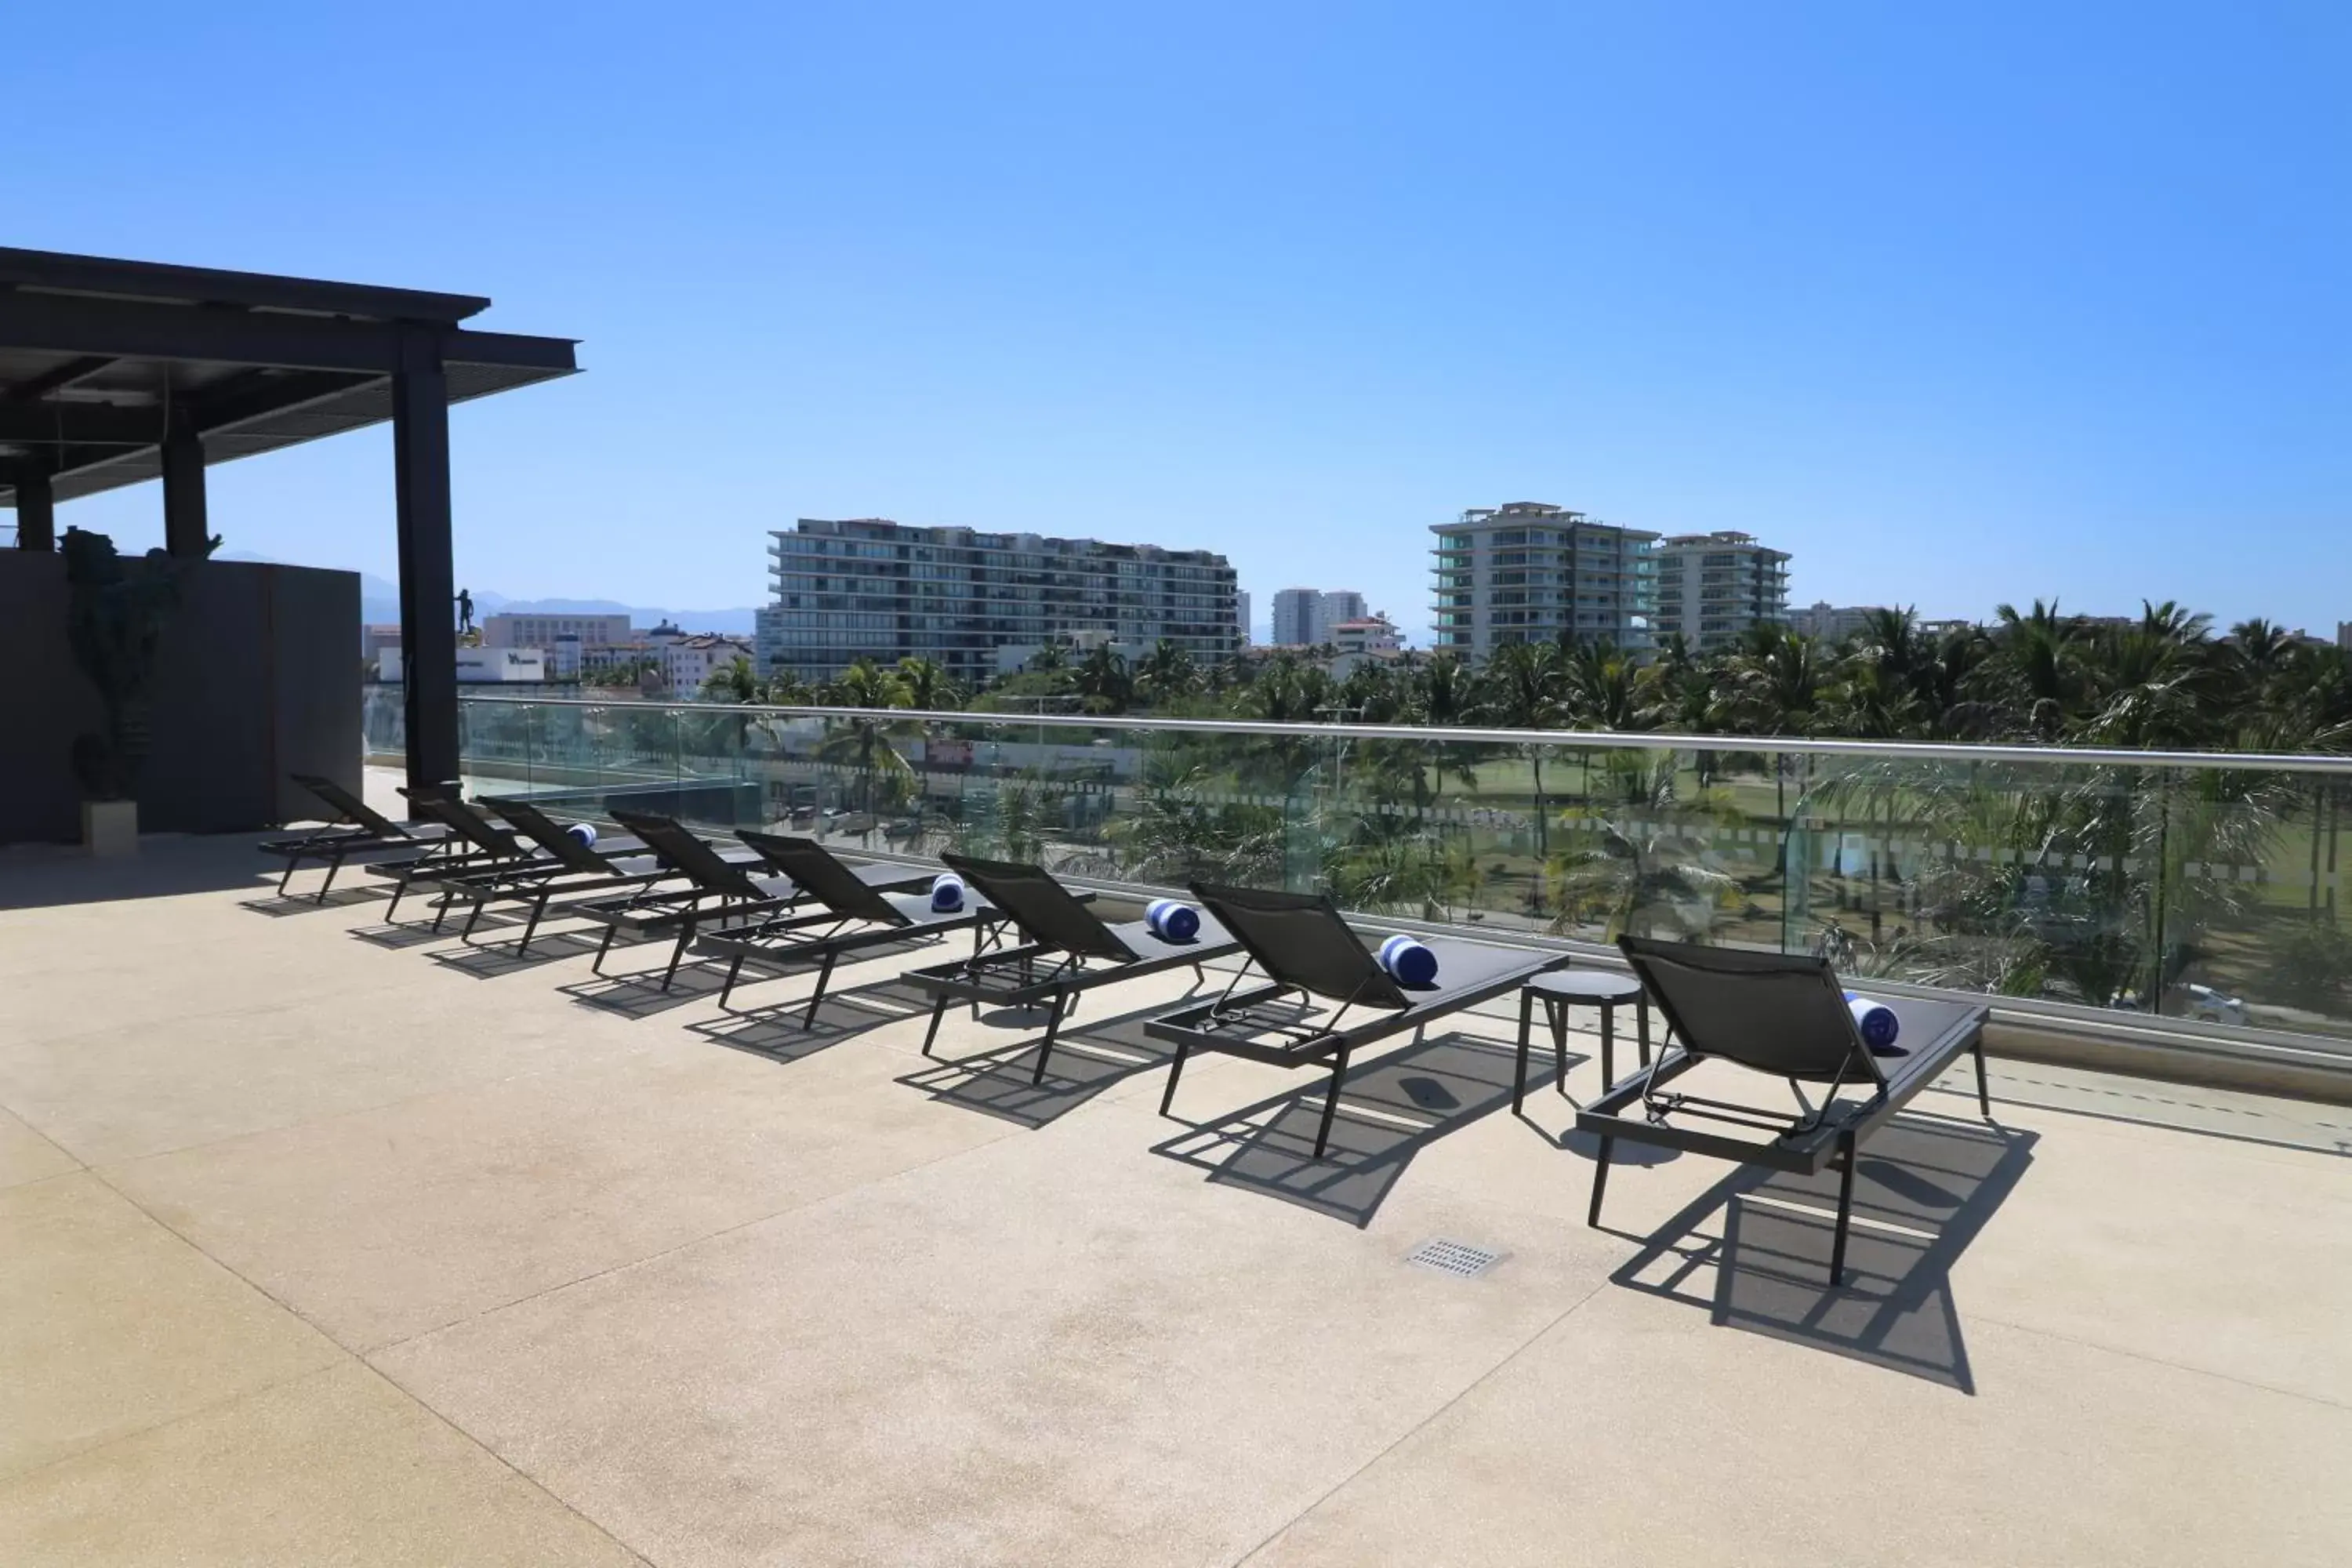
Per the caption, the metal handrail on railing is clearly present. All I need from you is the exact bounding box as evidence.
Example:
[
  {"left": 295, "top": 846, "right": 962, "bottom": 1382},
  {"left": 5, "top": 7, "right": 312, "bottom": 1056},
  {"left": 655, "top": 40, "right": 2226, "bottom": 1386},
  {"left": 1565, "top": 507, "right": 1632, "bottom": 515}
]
[{"left": 453, "top": 693, "right": 2352, "bottom": 776}]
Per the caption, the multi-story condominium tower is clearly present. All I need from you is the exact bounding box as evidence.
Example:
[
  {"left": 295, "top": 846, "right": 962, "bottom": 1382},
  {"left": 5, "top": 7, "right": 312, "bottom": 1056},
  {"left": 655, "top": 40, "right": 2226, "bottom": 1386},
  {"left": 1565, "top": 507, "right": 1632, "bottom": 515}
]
[
  {"left": 1428, "top": 503, "right": 1658, "bottom": 660},
  {"left": 1650, "top": 531, "right": 1791, "bottom": 652},
  {"left": 1794, "top": 601, "right": 1882, "bottom": 644},
  {"left": 1270, "top": 587, "right": 1368, "bottom": 647},
  {"left": 757, "top": 517, "right": 1240, "bottom": 686}
]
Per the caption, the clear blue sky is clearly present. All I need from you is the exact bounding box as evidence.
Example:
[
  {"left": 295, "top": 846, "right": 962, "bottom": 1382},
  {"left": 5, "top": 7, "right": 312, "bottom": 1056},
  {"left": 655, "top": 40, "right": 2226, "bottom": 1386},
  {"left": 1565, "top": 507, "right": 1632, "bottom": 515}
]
[{"left": 22, "top": 2, "right": 2348, "bottom": 638}]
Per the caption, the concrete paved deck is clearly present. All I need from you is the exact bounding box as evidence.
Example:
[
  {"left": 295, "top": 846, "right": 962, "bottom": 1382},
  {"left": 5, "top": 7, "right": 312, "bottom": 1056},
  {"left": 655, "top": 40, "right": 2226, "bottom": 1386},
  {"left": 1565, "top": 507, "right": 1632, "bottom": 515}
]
[{"left": 2, "top": 825, "right": 2349, "bottom": 1566}]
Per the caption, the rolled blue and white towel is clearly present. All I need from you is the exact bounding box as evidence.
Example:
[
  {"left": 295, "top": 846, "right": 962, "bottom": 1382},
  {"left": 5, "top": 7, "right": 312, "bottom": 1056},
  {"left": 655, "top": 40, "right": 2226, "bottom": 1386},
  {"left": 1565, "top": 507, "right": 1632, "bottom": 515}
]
[
  {"left": 1844, "top": 991, "right": 1902, "bottom": 1054},
  {"left": 1145, "top": 898, "right": 1201, "bottom": 942},
  {"left": 564, "top": 822, "right": 598, "bottom": 849},
  {"left": 1377, "top": 934, "right": 1439, "bottom": 988},
  {"left": 930, "top": 873, "right": 967, "bottom": 913}
]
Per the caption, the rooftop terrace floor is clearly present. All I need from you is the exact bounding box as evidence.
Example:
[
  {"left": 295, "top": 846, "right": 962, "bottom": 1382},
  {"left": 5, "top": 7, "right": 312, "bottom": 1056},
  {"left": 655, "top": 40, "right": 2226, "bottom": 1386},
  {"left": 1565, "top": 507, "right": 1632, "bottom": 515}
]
[{"left": 3, "top": 807, "right": 2350, "bottom": 1565}]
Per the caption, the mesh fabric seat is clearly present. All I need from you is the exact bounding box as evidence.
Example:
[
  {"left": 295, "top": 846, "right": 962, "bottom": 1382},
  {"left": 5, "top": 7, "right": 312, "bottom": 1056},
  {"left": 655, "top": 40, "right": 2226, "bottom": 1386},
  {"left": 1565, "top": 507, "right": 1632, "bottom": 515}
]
[{"left": 1143, "top": 884, "right": 1566, "bottom": 1159}]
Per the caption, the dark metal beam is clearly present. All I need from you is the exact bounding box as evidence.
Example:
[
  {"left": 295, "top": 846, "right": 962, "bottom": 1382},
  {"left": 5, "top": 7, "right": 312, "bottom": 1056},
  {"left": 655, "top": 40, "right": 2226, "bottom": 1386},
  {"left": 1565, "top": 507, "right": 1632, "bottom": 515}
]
[
  {"left": 0, "top": 246, "right": 492, "bottom": 325},
  {"left": 160, "top": 412, "right": 209, "bottom": 559},
  {"left": 13, "top": 467, "right": 53, "bottom": 550},
  {"left": 0, "top": 289, "right": 406, "bottom": 372},
  {"left": 0, "top": 370, "right": 386, "bottom": 449},
  {"left": 392, "top": 327, "right": 459, "bottom": 792},
  {"left": 5, "top": 355, "right": 118, "bottom": 403}
]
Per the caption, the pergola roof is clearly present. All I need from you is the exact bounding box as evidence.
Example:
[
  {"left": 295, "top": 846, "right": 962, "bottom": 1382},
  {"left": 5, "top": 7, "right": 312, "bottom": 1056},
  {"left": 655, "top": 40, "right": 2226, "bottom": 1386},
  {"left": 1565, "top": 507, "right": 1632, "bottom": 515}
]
[{"left": 0, "top": 247, "right": 577, "bottom": 506}]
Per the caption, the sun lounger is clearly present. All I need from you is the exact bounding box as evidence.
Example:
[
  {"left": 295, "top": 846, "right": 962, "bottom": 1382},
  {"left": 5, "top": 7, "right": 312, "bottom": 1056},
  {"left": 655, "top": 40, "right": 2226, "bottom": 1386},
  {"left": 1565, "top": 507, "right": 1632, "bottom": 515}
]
[
  {"left": 256, "top": 774, "right": 459, "bottom": 900},
  {"left": 426, "top": 797, "right": 742, "bottom": 955},
  {"left": 688, "top": 831, "right": 1007, "bottom": 1025},
  {"left": 359, "top": 788, "right": 539, "bottom": 921},
  {"left": 1145, "top": 884, "right": 1567, "bottom": 1158},
  {"left": 1581, "top": 935, "right": 1993, "bottom": 1284},
  {"left": 569, "top": 811, "right": 932, "bottom": 990},
  {"left": 904, "top": 853, "right": 1237, "bottom": 1086}
]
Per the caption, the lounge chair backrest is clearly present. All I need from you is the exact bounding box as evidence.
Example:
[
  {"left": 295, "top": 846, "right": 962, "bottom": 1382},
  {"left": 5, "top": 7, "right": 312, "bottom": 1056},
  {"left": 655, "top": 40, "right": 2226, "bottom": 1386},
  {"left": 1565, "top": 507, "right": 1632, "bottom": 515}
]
[
  {"left": 479, "top": 797, "right": 620, "bottom": 875},
  {"left": 1189, "top": 883, "right": 1409, "bottom": 1009},
  {"left": 292, "top": 774, "right": 407, "bottom": 838},
  {"left": 942, "top": 851, "right": 1130, "bottom": 960},
  {"left": 611, "top": 810, "right": 764, "bottom": 898},
  {"left": 399, "top": 788, "right": 513, "bottom": 858},
  {"left": 1617, "top": 935, "right": 1877, "bottom": 1085},
  {"left": 739, "top": 830, "right": 908, "bottom": 924}
]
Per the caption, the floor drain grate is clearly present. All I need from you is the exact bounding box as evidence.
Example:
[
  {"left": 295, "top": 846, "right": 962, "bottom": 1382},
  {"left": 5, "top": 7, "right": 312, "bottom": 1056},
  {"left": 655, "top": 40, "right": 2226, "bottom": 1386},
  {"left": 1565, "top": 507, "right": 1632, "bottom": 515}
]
[{"left": 1404, "top": 1238, "right": 1506, "bottom": 1279}]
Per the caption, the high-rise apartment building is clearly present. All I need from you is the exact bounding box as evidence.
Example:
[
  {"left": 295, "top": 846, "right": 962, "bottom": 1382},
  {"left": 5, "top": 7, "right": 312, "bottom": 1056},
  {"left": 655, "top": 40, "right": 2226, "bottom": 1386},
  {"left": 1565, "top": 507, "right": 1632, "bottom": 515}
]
[
  {"left": 1269, "top": 587, "right": 1367, "bottom": 647},
  {"left": 756, "top": 517, "right": 1239, "bottom": 685},
  {"left": 481, "top": 612, "right": 633, "bottom": 650},
  {"left": 1428, "top": 503, "right": 1658, "bottom": 660},
  {"left": 1237, "top": 590, "right": 1252, "bottom": 646},
  {"left": 1795, "top": 601, "right": 1883, "bottom": 644},
  {"left": 1650, "top": 532, "right": 1791, "bottom": 651}
]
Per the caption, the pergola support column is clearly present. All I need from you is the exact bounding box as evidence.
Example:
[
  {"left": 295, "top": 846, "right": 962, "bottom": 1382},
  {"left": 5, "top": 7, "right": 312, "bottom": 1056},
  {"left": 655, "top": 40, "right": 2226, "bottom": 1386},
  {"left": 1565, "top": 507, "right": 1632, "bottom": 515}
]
[
  {"left": 393, "top": 327, "right": 459, "bottom": 793},
  {"left": 13, "top": 470, "right": 53, "bottom": 550},
  {"left": 160, "top": 412, "right": 210, "bottom": 558}
]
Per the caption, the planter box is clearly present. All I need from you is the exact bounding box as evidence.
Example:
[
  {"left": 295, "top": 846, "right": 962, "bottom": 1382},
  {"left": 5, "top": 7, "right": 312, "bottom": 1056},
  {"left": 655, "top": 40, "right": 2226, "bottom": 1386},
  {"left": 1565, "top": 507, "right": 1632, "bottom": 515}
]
[{"left": 82, "top": 799, "right": 139, "bottom": 858}]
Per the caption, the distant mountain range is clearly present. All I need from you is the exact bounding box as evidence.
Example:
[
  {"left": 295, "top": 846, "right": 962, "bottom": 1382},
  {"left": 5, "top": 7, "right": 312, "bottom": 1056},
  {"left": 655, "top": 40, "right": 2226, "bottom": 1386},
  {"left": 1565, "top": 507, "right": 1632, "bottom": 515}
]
[{"left": 219, "top": 554, "right": 761, "bottom": 636}]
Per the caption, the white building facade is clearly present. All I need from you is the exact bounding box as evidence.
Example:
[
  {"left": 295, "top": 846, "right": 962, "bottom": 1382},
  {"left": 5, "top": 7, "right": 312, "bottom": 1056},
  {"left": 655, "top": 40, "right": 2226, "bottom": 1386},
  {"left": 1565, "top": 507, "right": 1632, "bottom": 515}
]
[{"left": 1650, "top": 532, "right": 1791, "bottom": 652}]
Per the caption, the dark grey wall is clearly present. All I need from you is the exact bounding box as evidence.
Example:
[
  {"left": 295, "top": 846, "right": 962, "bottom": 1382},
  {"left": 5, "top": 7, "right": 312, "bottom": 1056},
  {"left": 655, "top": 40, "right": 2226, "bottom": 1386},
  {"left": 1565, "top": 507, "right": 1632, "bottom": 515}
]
[{"left": 0, "top": 554, "right": 361, "bottom": 844}]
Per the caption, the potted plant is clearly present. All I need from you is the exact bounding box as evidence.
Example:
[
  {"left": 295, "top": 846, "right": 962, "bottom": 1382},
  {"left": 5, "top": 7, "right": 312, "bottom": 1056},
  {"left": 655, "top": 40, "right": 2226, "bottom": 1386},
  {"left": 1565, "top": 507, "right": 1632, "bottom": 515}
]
[{"left": 62, "top": 528, "right": 201, "bottom": 855}]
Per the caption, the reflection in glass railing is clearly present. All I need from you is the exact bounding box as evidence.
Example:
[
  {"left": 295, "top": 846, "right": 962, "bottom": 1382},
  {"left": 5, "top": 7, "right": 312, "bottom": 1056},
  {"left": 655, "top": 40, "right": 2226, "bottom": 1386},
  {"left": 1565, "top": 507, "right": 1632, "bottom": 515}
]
[{"left": 431, "top": 694, "right": 2352, "bottom": 1047}]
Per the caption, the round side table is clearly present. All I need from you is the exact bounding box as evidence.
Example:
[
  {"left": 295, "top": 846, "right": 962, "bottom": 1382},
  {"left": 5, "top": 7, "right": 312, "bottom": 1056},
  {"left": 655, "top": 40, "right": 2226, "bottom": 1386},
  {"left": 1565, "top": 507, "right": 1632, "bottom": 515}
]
[{"left": 1514, "top": 969, "right": 1651, "bottom": 1112}]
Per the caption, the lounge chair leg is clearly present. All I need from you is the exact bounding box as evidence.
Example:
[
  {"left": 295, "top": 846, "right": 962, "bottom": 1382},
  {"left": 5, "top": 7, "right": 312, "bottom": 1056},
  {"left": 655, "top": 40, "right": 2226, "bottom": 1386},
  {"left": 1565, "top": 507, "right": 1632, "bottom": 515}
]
[
  {"left": 1973, "top": 1036, "right": 1993, "bottom": 1120},
  {"left": 1830, "top": 1136, "right": 1857, "bottom": 1286},
  {"left": 720, "top": 953, "right": 746, "bottom": 1009},
  {"left": 801, "top": 950, "right": 840, "bottom": 1029},
  {"left": 316, "top": 851, "right": 343, "bottom": 904},
  {"left": 920, "top": 996, "right": 949, "bottom": 1058},
  {"left": 461, "top": 895, "right": 486, "bottom": 938},
  {"left": 516, "top": 893, "right": 550, "bottom": 955},
  {"left": 1587, "top": 1135, "right": 1613, "bottom": 1227},
  {"left": 1512, "top": 989, "right": 1534, "bottom": 1115},
  {"left": 1312, "top": 1046, "right": 1352, "bottom": 1160},
  {"left": 387, "top": 869, "right": 412, "bottom": 923},
  {"left": 593, "top": 922, "right": 619, "bottom": 975},
  {"left": 1595, "top": 1004, "right": 1611, "bottom": 1091},
  {"left": 1636, "top": 999, "right": 1652, "bottom": 1069},
  {"left": 1031, "top": 993, "right": 1065, "bottom": 1085},
  {"left": 1158, "top": 1041, "right": 1189, "bottom": 1116},
  {"left": 278, "top": 855, "right": 301, "bottom": 897},
  {"left": 661, "top": 926, "right": 693, "bottom": 991}
]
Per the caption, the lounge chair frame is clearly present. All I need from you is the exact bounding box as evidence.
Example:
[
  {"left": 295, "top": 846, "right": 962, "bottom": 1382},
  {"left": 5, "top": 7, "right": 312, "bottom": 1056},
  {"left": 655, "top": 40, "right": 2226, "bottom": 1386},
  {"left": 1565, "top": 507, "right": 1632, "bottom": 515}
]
[
  {"left": 1145, "top": 883, "right": 1567, "bottom": 1159},
  {"left": 903, "top": 852, "right": 1232, "bottom": 1086},
  {"left": 1578, "top": 935, "right": 1994, "bottom": 1284},
  {"left": 689, "top": 831, "right": 1013, "bottom": 1026}
]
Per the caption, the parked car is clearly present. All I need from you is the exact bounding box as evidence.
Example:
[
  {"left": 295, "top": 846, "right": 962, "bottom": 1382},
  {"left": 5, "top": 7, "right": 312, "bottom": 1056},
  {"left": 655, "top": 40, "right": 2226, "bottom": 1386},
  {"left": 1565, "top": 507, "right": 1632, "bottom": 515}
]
[{"left": 2182, "top": 983, "right": 2251, "bottom": 1026}]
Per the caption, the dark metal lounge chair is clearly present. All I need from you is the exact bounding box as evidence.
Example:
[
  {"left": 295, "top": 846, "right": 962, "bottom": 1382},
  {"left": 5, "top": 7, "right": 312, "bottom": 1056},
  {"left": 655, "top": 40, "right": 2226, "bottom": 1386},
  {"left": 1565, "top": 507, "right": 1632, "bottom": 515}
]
[
  {"left": 360, "top": 788, "right": 538, "bottom": 921},
  {"left": 425, "top": 797, "right": 726, "bottom": 954},
  {"left": 1581, "top": 935, "right": 1994, "bottom": 1285},
  {"left": 904, "top": 852, "right": 1237, "bottom": 1087},
  {"left": 689, "top": 831, "right": 1005, "bottom": 1025},
  {"left": 570, "top": 811, "right": 932, "bottom": 991},
  {"left": 256, "top": 775, "right": 458, "bottom": 901},
  {"left": 1145, "top": 884, "right": 1567, "bottom": 1159}
]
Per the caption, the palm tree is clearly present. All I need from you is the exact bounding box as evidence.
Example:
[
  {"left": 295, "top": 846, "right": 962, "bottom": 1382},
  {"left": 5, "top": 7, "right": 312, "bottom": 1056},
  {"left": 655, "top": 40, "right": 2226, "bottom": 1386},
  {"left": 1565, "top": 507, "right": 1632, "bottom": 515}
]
[
  {"left": 894, "top": 655, "right": 964, "bottom": 713},
  {"left": 1133, "top": 638, "right": 1200, "bottom": 706},
  {"left": 699, "top": 654, "right": 763, "bottom": 704},
  {"left": 1072, "top": 645, "right": 1133, "bottom": 713},
  {"left": 1473, "top": 639, "right": 1568, "bottom": 858},
  {"left": 818, "top": 659, "right": 916, "bottom": 834}
]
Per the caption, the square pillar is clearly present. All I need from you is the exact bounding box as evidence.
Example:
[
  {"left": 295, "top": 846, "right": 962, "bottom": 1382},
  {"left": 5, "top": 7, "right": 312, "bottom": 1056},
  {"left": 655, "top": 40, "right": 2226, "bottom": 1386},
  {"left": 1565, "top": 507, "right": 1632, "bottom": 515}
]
[
  {"left": 161, "top": 413, "right": 211, "bottom": 559},
  {"left": 393, "top": 327, "right": 459, "bottom": 792},
  {"left": 13, "top": 470, "right": 53, "bottom": 550}
]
